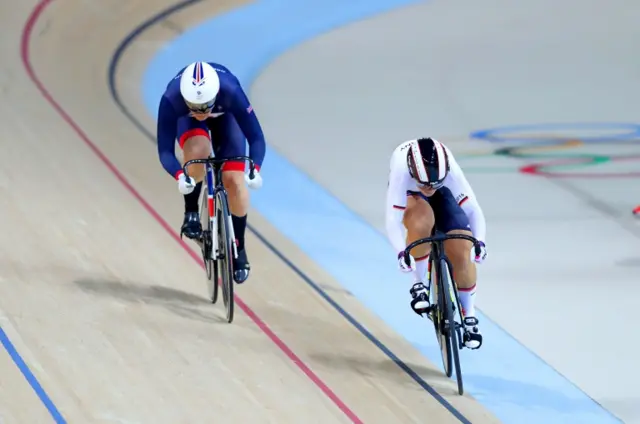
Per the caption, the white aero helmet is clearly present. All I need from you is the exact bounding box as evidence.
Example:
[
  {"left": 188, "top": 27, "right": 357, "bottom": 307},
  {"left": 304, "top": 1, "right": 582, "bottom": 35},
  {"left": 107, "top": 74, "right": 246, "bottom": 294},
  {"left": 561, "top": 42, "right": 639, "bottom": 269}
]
[
  {"left": 179, "top": 61, "right": 220, "bottom": 112},
  {"left": 406, "top": 137, "right": 450, "bottom": 188}
]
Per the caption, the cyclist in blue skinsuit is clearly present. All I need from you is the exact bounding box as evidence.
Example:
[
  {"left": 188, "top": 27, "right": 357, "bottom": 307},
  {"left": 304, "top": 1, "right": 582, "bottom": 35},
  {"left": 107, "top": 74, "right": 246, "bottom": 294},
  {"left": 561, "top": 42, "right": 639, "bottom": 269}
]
[{"left": 155, "top": 61, "right": 266, "bottom": 284}]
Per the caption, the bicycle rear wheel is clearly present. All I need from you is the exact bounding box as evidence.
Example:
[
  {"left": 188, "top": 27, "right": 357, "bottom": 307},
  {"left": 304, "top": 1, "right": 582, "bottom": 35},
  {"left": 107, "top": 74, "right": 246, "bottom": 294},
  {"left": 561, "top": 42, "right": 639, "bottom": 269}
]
[
  {"left": 215, "top": 189, "right": 235, "bottom": 323},
  {"left": 431, "top": 257, "right": 453, "bottom": 378},
  {"left": 440, "top": 257, "right": 464, "bottom": 395}
]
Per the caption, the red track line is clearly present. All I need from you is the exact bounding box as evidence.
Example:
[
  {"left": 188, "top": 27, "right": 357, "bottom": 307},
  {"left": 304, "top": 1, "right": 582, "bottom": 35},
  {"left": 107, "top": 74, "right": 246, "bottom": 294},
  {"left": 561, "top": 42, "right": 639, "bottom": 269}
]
[
  {"left": 21, "top": 1, "right": 362, "bottom": 422},
  {"left": 519, "top": 155, "right": 640, "bottom": 178}
]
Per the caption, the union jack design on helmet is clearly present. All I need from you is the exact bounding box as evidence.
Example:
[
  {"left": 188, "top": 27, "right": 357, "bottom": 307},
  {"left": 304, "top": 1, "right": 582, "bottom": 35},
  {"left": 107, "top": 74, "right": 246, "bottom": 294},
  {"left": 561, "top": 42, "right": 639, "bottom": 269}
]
[
  {"left": 192, "top": 62, "right": 205, "bottom": 86},
  {"left": 179, "top": 61, "right": 220, "bottom": 113}
]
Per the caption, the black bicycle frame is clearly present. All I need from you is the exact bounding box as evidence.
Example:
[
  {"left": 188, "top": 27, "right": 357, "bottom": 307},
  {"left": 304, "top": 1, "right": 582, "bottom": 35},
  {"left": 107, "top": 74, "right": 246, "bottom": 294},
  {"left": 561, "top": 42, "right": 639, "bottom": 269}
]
[
  {"left": 403, "top": 231, "right": 482, "bottom": 320},
  {"left": 403, "top": 233, "right": 481, "bottom": 266}
]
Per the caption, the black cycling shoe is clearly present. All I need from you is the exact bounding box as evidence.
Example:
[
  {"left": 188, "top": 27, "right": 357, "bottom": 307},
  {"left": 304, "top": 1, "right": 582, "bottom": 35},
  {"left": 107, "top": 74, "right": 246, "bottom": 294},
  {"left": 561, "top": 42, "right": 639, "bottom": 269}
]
[
  {"left": 180, "top": 212, "right": 202, "bottom": 240},
  {"left": 233, "top": 248, "right": 251, "bottom": 283}
]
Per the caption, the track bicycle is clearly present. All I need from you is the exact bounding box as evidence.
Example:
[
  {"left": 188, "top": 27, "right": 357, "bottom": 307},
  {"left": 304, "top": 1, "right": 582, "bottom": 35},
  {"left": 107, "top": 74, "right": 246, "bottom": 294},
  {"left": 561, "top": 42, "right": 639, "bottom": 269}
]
[
  {"left": 182, "top": 155, "right": 256, "bottom": 324},
  {"left": 403, "top": 232, "right": 482, "bottom": 395}
]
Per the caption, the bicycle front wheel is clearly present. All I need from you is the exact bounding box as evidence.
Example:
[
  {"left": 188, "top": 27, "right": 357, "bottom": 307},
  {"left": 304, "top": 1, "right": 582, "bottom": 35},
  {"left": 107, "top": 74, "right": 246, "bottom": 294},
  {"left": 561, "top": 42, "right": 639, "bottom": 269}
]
[
  {"left": 215, "top": 189, "right": 235, "bottom": 323},
  {"left": 440, "top": 257, "right": 464, "bottom": 395},
  {"left": 200, "top": 182, "right": 218, "bottom": 304},
  {"left": 432, "top": 257, "right": 453, "bottom": 378}
]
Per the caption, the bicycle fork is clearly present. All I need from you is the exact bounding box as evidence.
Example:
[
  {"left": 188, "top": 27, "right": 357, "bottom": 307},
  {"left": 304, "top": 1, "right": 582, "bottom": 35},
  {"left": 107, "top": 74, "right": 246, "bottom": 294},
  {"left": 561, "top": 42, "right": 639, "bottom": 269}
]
[
  {"left": 227, "top": 212, "right": 238, "bottom": 260},
  {"left": 207, "top": 164, "right": 239, "bottom": 260},
  {"left": 427, "top": 256, "right": 459, "bottom": 328},
  {"left": 206, "top": 164, "right": 219, "bottom": 258}
]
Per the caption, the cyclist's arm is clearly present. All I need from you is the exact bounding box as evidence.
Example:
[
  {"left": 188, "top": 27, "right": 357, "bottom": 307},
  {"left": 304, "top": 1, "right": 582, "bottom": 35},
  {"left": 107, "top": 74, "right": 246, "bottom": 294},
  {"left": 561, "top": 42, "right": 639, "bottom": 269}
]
[
  {"left": 156, "top": 95, "right": 183, "bottom": 178},
  {"left": 230, "top": 84, "right": 266, "bottom": 170},
  {"left": 385, "top": 149, "right": 412, "bottom": 253},
  {"left": 446, "top": 150, "right": 487, "bottom": 241}
]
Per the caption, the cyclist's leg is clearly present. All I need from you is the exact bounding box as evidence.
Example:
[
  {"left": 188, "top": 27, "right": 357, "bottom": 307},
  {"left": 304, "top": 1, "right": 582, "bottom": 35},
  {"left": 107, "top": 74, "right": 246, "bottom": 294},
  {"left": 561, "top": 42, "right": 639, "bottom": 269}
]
[
  {"left": 429, "top": 187, "right": 482, "bottom": 347},
  {"left": 404, "top": 191, "right": 435, "bottom": 275},
  {"left": 208, "top": 115, "right": 251, "bottom": 283},
  {"left": 177, "top": 116, "right": 211, "bottom": 238},
  {"left": 404, "top": 191, "right": 436, "bottom": 313}
]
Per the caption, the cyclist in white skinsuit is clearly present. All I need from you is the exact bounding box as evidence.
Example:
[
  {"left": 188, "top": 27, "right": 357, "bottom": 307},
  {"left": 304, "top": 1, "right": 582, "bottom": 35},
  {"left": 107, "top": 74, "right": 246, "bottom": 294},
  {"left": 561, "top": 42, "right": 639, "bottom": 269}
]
[{"left": 384, "top": 137, "right": 488, "bottom": 349}]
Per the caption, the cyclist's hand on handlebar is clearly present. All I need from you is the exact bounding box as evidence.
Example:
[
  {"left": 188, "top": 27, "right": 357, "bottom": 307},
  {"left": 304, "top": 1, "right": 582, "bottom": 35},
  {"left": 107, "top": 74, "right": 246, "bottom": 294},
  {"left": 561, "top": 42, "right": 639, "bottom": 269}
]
[
  {"left": 397, "top": 251, "right": 415, "bottom": 273},
  {"left": 471, "top": 241, "right": 487, "bottom": 264},
  {"left": 245, "top": 168, "right": 262, "bottom": 189},
  {"left": 177, "top": 173, "right": 196, "bottom": 195}
]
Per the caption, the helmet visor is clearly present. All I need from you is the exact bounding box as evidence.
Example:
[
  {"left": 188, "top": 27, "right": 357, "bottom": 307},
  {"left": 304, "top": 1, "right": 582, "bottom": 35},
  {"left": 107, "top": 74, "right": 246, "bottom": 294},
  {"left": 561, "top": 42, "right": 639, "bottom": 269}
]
[
  {"left": 418, "top": 179, "right": 445, "bottom": 189},
  {"left": 185, "top": 98, "right": 215, "bottom": 113}
]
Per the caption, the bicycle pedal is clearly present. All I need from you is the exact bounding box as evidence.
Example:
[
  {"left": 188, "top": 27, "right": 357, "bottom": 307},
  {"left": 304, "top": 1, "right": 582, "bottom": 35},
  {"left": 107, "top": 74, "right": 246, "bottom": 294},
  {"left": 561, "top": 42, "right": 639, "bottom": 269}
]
[
  {"left": 464, "top": 342, "right": 482, "bottom": 350},
  {"left": 462, "top": 331, "right": 483, "bottom": 350},
  {"left": 414, "top": 305, "right": 434, "bottom": 318}
]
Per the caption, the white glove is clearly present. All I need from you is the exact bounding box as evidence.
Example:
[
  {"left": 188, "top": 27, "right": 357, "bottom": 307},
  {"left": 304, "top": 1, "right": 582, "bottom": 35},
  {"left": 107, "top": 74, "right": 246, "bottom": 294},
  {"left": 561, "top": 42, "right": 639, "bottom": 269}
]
[
  {"left": 397, "top": 252, "right": 416, "bottom": 273},
  {"left": 177, "top": 173, "right": 196, "bottom": 195},
  {"left": 471, "top": 241, "right": 488, "bottom": 264},
  {"left": 245, "top": 169, "right": 263, "bottom": 189}
]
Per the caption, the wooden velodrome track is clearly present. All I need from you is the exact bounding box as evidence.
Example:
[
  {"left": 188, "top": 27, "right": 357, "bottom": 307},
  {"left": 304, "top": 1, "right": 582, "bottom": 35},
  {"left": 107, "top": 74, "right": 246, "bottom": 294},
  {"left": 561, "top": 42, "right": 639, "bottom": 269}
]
[{"left": 0, "top": 0, "right": 501, "bottom": 422}]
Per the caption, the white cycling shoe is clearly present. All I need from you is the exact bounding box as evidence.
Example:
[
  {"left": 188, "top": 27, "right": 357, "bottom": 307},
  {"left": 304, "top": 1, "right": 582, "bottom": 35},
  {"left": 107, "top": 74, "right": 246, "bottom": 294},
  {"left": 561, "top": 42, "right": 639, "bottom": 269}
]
[
  {"left": 411, "top": 282, "right": 484, "bottom": 350},
  {"left": 409, "top": 282, "right": 431, "bottom": 315},
  {"left": 462, "top": 316, "right": 483, "bottom": 349}
]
